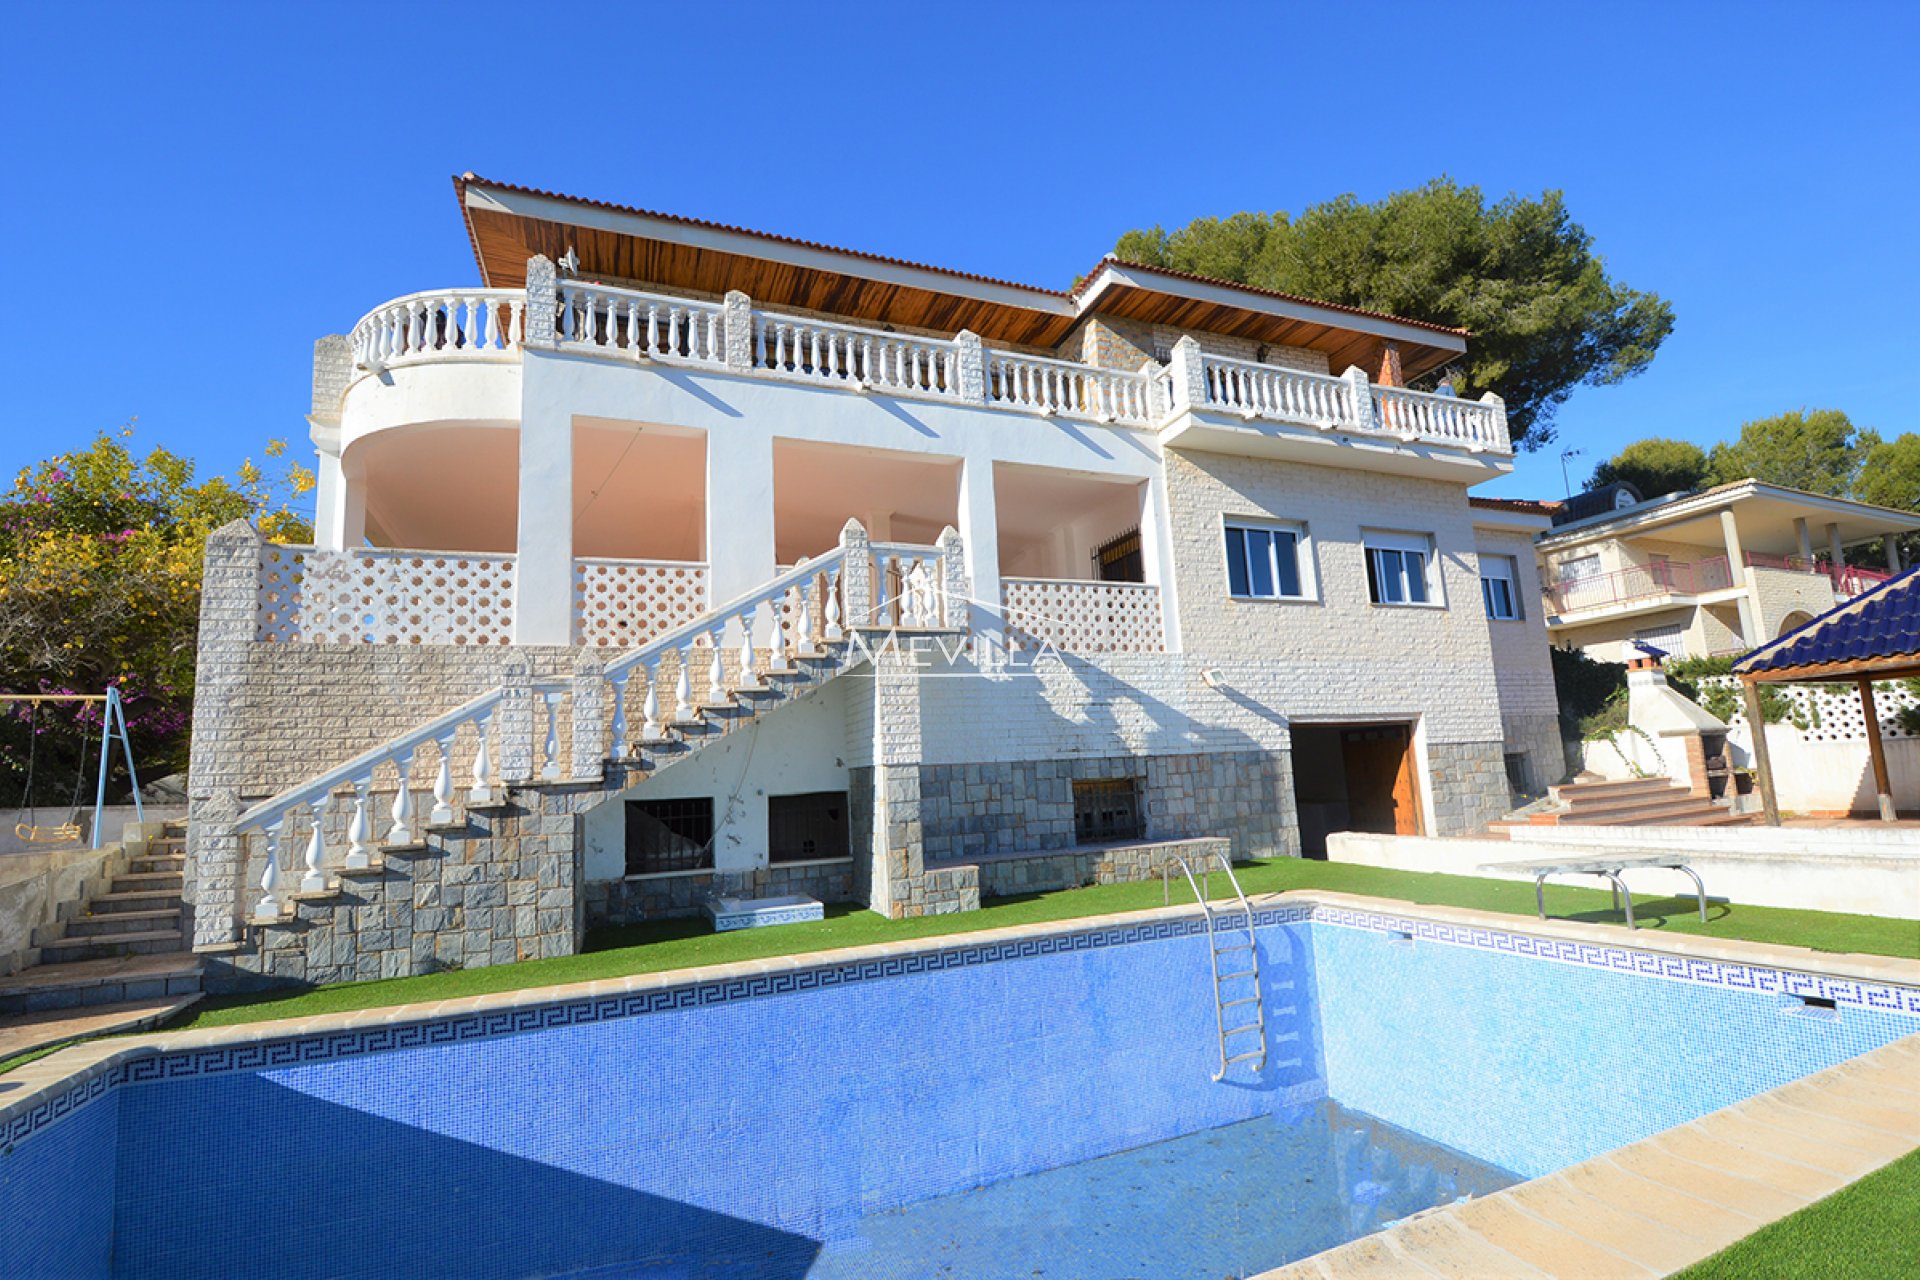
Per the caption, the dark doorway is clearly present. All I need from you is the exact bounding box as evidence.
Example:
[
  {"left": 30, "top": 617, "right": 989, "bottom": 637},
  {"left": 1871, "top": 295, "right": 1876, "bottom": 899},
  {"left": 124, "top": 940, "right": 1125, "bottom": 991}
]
[{"left": 1289, "top": 722, "right": 1423, "bottom": 858}]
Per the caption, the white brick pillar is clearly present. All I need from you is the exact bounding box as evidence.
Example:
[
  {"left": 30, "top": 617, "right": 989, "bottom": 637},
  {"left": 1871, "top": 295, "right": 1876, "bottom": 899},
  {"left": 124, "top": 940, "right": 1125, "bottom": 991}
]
[
  {"left": 524, "top": 254, "right": 558, "bottom": 350},
  {"left": 1719, "top": 507, "right": 1760, "bottom": 641},
  {"left": 954, "top": 330, "right": 987, "bottom": 402},
  {"left": 839, "top": 519, "right": 872, "bottom": 628},
  {"left": 1826, "top": 522, "right": 1845, "bottom": 576},
  {"left": 1344, "top": 366, "right": 1377, "bottom": 433},
  {"left": 935, "top": 526, "right": 968, "bottom": 627},
  {"left": 956, "top": 458, "right": 998, "bottom": 632},
  {"left": 1168, "top": 336, "right": 1207, "bottom": 412},
  {"left": 570, "top": 657, "right": 606, "bottom": 783},
  {"left": 1479, "top": 390, "right": 1509, "bottom": 451},
  {"left": 499, "top": 657, "right": 536, "bottom": 785},
  {"left": 309, "top": 335, "right": 356, "bottom": 550},
  {"left": 183, "top": 521, "right": 262, "bottom": 947},
  {"left": 723, "top": 290, "right": 753, "bottom": 371}
]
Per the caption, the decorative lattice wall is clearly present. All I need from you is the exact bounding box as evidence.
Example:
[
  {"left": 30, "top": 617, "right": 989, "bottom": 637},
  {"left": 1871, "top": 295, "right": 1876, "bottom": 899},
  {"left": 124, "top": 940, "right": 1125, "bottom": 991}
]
[
  {"left": 257, "top": 547, "right": 517, "bottom": 645},
  {"left": 1001, "top": 580, "right": 1165, "bottom": 653},
  {"left": 1695, "top": 674, "right": 1920, "bottom": 742},
  {"left": 572, "top": 560, "right": 710, "bottom": 649}
]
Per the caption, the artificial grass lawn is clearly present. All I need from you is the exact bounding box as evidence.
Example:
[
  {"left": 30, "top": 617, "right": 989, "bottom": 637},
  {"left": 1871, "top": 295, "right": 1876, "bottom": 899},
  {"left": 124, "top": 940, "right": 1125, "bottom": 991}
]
[
  {"left": 163, "top": 857, "right": 1920, "bottom": 1032},
  {"left": 1673, "top": 1145, "right": 1920, "bottom": 1279}
]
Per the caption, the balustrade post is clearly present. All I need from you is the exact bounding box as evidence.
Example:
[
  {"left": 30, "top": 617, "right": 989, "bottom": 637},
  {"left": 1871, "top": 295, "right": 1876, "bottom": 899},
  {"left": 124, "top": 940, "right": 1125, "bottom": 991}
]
[
  {"left": 467, "top": 712, "right": 497, "bottom": 806},
  {"left": 540, "top": 690, "right": 563, "bottom": 780},
  {"left": 1168, "top": 336, "right": 1208, "bottom": 412},
  {"left": 344, "top": 777, "right": 373, "bottom": 869},
  {"left": 824, "top": 566, "right": 844, "bottom": 641},
  {"left": 643, "top": 656, "right": 665, "bottom": 739},
  {"left": 386, "top": 750, "right": 417, "bottom": 845},
  {"left": 954, "top": 330, "right": 987, "bottom": 402},
  {"left": 936, "top": 526, "right": 969, "bottom": 629},
  {"left": 708, "top": 628, "right": 728, "bottom": 703},
  {"left": 839, "top": 520, "right": 872, "bottom": 628},
  {"left": 524, "top": 255, "right": 558, "bottom": 350},
  {"left": 300, "top": 795, "right": 331, "bottom": 892},
  {"left": 430, "top": 733, "right": 457, "bottom": 824},
  {"left": 572, "top": 657, "right": 606, "bottom": 782},
  {"left": 1343, "top": 366, "right": 1376, "bottom": 433},
  {"left": 770, "top": 590, "right": 791, "bottom": 670},
  {"left": 737, "top": 612, "right": 760, "bottom": 689},
  {"left": 1479, "top": 390, "right": 1509, "bottom": 451},
  {"left": 608, "top": 668, "right": 632, "bottom": 759},
  {"left": 674, "top": 643, "right": 696, "bottom": 721},
  {"left": 257, "top": 821, "right": 285, "bottom": 919},
  {"left": 1143, "top": 360, "right": 1170, "bottom": 420},
  {"left": 723, "top": 290, "right": 754, "bottom": 371}
]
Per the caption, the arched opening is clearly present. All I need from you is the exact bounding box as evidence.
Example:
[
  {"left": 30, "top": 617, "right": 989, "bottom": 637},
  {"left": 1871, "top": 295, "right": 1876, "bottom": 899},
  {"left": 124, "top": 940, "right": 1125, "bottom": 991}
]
[{"left": 1776, "top": 610, "right": 1816, "bottom": 638}]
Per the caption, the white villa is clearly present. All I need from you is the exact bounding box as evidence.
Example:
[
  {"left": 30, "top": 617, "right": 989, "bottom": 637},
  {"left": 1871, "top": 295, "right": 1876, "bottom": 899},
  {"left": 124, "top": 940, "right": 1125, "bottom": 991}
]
[
  {"left": 1534, "top": 480, "right": 1920, "bottom": 664},
  {"left": 182, "top": 175, "right": 1560, "bottom": 987}
]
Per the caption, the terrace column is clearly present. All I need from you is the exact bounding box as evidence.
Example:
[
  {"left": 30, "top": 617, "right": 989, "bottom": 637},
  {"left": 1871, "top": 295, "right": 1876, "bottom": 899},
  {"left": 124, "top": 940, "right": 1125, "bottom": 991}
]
[
  {"left": 1740, "top": 680, "right": 1782, "bottom": 827},
  {"left": 308, "top": 335, "right": 361, "bottom": 551},
  {"left": 1719, "top": 508, "right": 1760, "bottom": 643},
  {"left": 1888, "top": 539, "right": 1904, "bottom": 575},
  {"left": 1826, "top": 522, "right": 1844, "bottom": 572},
  {"left": 1794, "top": 517, "right": 1813, "bottom": 564},
  {"left": 956, "top": 457, "right": 1000, "bottom": 630},
  {"left": 707, "top": 431, "right": 776, "bottom": 629},
  {"left": 515, "top": 257, "right": 575, "bottom": 645},
  {"left": 1139, "top": 471, "right": 1181, "bottom": 651}
]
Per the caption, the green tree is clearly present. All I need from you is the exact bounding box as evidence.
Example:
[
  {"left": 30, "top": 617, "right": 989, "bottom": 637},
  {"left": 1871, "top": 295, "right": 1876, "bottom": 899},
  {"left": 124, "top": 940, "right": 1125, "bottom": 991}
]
[
  {"left": 1704, "top": 409, "right": 1876, "bottom": 496},
  {"left": 1589, "top": 437, "right": 1709, "bottom": 499},
  {"left": 1113, "top": 178, "right": 1674, "bottom": 450},
  {"left": 1853, "top": 432, "right": 1920, "bottom": 512},
  {"left": 0, "top": 425, "right": 312, "bottom": 804}
]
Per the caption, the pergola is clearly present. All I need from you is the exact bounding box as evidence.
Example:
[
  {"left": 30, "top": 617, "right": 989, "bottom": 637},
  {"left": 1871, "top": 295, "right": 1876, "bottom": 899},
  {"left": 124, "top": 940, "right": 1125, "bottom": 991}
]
[{"left": 1733, "top": 567, "right": 1920, "bottom": 824}]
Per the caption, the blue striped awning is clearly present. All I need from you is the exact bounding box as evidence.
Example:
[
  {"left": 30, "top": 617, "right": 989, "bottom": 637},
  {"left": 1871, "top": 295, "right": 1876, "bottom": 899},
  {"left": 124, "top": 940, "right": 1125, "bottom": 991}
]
[{"left": 1734, "top": 564, "right": 1920, "bottom": 678}]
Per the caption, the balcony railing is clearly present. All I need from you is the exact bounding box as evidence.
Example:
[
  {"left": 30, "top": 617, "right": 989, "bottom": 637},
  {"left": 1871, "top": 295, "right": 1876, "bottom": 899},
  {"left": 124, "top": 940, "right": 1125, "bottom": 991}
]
[
  {"left": 1001, "top": 578, "right": 1165, "bottom": 652},
  {"left": 339, "top": 271, "right": 1511, "bottom": 453},
  {"left": 1546, "top": 552, "right": 1890, "bottom": 616}
]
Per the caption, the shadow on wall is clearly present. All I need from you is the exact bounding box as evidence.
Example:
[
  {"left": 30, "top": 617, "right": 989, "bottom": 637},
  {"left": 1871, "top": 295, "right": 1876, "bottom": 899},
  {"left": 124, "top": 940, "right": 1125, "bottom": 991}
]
[{"left": 112, "top": 1073, "right": 822, "bottom": 1280}]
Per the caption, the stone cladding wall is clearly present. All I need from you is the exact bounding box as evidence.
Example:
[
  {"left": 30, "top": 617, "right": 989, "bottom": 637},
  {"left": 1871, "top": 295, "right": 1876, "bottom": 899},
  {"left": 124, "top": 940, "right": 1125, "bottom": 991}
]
[
  {"left": 1425, "top": 741, "right": 1514, "bottom": 833},
  {"left": 586, "top": 858, "right": 856, "bottom": 926},
  {"left": 967, "top": 835, "right": 1230, "bottom": 897}
]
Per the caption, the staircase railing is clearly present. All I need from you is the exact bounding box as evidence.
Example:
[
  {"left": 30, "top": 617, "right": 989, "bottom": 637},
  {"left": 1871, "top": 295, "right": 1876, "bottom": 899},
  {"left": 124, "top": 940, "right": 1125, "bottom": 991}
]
[{"left": 224, "top": 521, "right": 966, "bottom": 923}]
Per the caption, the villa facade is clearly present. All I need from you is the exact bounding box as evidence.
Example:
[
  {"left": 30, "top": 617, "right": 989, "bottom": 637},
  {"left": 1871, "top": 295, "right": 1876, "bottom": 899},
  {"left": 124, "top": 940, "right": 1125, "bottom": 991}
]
[
  {"left": 1533, "top": 480, "right": 1920, "bottom": 664},
  {"left": 183, "top": 175, "right": 1559, "bottom": 986}
]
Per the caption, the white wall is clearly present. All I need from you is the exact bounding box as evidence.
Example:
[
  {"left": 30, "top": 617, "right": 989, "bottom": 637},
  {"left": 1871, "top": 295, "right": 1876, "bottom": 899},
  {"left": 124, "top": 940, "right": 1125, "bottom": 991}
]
[
  {"left": 582, "top": 678, "right": 854, "bottom": 881},
  {"left": 1328, "top": 829, "right": 1920, "bottom": 920}
]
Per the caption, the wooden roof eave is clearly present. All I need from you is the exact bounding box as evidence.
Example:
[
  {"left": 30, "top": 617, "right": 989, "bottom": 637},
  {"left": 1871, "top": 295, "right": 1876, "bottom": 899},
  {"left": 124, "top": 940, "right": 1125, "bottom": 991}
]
[{"left": 1738, "top": 657, "right": 1920, "bottom": 684}]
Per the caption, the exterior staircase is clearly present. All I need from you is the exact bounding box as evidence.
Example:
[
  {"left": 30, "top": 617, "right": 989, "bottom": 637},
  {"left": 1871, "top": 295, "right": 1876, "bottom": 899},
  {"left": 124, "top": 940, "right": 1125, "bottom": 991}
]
[
  {"left": 0, "top": 822, "right": 203, "bottom": 1023},
  {"left": 1517, "top": 777, "right": 1754, "bottom": 829}
]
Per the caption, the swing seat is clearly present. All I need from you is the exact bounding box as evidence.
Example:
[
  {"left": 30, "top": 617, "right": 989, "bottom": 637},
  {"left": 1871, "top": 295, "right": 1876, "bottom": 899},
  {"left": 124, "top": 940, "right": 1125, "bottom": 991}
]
[{"left": 15, "top": 821, "right": 82, "bottom": 845}]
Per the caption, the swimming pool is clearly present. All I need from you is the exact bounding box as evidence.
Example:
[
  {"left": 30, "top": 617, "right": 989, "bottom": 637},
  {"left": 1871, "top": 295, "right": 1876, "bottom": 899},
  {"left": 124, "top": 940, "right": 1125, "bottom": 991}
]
[{"left": 4, "top": 898, "right": 1916, "bottom": 1279}]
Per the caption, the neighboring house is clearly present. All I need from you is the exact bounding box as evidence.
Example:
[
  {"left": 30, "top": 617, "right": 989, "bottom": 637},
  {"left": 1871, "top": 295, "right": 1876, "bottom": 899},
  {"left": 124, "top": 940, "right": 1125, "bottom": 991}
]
[
  {"left": 1533, "top": 480, "right": 1920, "bottom": 664},
  {"left": 183, "top": 174, "right": 1558, "bottom": 987}
]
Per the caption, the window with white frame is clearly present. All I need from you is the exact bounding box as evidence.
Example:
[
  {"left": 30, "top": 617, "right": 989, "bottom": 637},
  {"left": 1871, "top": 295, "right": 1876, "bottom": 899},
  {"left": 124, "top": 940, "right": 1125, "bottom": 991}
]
[
  {"left": 1558, "top": 554, "right": 1602, "bottom": 583},
  {"left": 1480, "top": 554, "right": 1521, "bottom": 620},
  {"left": 1223, "top": 519, "right": 1311, "bottom": 600},
  {"left": 1364, "top": 531, "right": 1439, "bottom": 607}
]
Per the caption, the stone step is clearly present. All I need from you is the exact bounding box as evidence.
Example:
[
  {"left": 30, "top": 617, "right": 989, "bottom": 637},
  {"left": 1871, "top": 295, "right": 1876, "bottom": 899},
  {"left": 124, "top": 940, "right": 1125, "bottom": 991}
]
[
  {"left": 89, "top": 889, "right": 183, "bottom": 914},
  {"left": 1544, "top": 788, "right": 1697, "bottom": 820},
  {"left": 66, "top": 908, "right": 183, "bottom": 937},
  {"left": 0, "top": 994, "right": 202, "bottom": 1061},
  {"left": 1556, "top": 799, "right": 1734, "bottom": 826},
  {"left": 1553, "top": 777, "right": 1686, "bottom": 805},
  {"left": 0, "top": 952, "right": 202, "bottom": 1016},
  {"left": 38, "top": 929, "right": 188, "bottom": 962},
  {"left": 131, "top": 854, "right": 186, "bottom": 874},
  {"left": 113, "top": 871, "right": 184, "bottom": 892}
]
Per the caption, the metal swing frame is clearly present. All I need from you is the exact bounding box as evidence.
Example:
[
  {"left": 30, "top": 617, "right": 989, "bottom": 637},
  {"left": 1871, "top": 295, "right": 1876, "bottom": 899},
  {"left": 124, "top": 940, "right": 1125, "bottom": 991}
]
[{"left": 2, "top": 687, "right": 144, "bottom": 849}]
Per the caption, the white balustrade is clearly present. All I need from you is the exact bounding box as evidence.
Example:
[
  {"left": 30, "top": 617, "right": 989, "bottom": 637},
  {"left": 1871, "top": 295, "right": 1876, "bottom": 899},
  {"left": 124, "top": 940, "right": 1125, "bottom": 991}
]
[
  {"left": 987, "top": 352, "right": 1154, "bottom": 425},
  {"left": 257, "top": 821, "right": 284, "bottom": 919},
  {"left": 754, "top": 311, "right": 955, "bottom": 397},
  {"left": 300, "top": 796, "right": 330, "bottom": 893},
  {"left": 344, "top": 778, "right": 373, "bottom": 869},
  {"left": 539, "top": 690, "right": 562, "bottom": 780},
  {"left": 1201, "top": 356, "right": 1353, "bottom": 426},
  {"left": 430, "top": 734, "right": 457, "bottom": 825},
  {"left": 387, "top": 751, "right": 416, "bottom": 844},
  {"left": 557, "top": 283, "right": 725, "bottom": 364},
  {"left": 350, "top": 289, "right": 524, "bottom": 372},
  {"left": 1370, "top": 385, "right": 1506, "bottom": 452},
  {"left": 1001, "top": 579, "right": 1165, "bottom": 653}
]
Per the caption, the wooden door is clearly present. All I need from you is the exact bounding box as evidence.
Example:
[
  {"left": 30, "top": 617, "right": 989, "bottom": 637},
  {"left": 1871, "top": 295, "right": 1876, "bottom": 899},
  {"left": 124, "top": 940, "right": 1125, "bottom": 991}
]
[{"left": 1340, "top": 725, "right": 1423, "bottom": 836}]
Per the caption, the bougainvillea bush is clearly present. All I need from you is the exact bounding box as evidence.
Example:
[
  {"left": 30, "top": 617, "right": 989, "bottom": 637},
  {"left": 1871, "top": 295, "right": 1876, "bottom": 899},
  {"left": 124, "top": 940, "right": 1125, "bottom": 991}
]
[{"left": 0, "top": 425, "right": 311, "bottom": 806}]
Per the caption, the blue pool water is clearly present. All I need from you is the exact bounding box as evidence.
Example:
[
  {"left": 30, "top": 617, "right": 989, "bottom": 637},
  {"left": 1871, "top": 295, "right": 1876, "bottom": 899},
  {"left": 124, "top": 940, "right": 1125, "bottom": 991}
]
[{"left": 3, "top": 905, "right": 1915, "bottom": 1279}]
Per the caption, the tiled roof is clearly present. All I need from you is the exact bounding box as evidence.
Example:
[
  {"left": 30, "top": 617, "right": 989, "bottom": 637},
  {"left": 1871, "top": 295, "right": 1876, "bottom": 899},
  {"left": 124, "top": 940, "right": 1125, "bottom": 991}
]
[
  {"left": 1469, "top": 496, "right": 1563, "bottom": 516},
  {"left": 1735, "top": 566, "right": 1920, "bottom": 676}
]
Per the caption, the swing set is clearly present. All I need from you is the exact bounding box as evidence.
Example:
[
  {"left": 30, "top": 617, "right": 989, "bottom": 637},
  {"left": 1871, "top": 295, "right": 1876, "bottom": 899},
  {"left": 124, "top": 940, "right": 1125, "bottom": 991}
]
[{"left": 3, "top": 687, "right": 144, "bottom": 849}]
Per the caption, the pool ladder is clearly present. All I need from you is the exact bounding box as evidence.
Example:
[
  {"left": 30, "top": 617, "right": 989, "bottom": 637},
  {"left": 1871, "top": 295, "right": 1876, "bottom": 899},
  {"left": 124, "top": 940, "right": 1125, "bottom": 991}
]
[{"left": 1164, "top": 851, "right": 1266, "bottom": 1081}]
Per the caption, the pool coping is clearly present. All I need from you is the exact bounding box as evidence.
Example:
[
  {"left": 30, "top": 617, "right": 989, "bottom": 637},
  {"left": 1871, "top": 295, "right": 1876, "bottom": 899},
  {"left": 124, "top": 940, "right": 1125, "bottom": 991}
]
[{"left": 4, "top": 889, "right": 1918, "bottom": 1278}]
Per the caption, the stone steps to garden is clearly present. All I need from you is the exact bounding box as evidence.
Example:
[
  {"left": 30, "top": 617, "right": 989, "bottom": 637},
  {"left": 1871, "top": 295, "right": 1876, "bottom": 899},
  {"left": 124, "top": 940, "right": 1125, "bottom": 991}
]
[
  {"left": 1520, "top": 778, "right": 1754, "bottom": 829},
  {"left": 0, "top": 820, "right": 200, "bottom": 1020}
]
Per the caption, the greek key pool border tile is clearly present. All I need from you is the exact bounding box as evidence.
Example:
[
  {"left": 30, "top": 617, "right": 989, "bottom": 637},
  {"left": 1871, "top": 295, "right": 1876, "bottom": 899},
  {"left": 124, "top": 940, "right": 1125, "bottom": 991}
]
[
  {"left": 14, "top": 907, "right": 1316, "bottom": 1144},
  {"left": 1310, "top": 905, "right": 1920, "bottom": 1019}
]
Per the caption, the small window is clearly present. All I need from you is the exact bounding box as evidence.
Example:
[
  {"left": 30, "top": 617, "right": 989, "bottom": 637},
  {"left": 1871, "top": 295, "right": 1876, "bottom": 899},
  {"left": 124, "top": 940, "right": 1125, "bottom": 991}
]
[
  {"left": 1092, "top": 526, "right": 1145, "bottom": 584},
  {"left": 1481, "top": 555, "right": 1520, "bottom": 621},
  {"left": 1558, "top": 554, "right": 1602, "bottom": 583},
  {"left": 768, "top": 791, "right": 850, "bottom": 863},
  {"left": 1364, "top": 532, "right": 1438, "bottom": 607},
  {"left": 1224, "top": 520, "right": 1308, "bottom": 599},
  {"left": 1073, "top": 777, "right": 1144, "bottom": 845},
  {"left": 625, "top": 798, "right": 714, "bottom": 875}
]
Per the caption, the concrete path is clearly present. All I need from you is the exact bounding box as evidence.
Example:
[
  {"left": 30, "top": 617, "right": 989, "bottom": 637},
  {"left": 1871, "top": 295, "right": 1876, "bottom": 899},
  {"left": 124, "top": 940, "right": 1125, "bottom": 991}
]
[{"left": 0, "top": 994, "right": 199, "bottom": 1061}]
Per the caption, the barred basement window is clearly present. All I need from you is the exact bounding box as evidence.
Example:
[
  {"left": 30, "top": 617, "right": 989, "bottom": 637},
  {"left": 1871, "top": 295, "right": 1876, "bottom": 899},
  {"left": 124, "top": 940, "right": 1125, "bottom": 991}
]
[
  {"left": 1073, "top": 777, "right": 1143, "bottom": 845},
  {"left": 625, "top": 798, "right": 714, "bottom": 875},
  {"left": 768, "top": 791, "right": 850, "bottom": 863}
]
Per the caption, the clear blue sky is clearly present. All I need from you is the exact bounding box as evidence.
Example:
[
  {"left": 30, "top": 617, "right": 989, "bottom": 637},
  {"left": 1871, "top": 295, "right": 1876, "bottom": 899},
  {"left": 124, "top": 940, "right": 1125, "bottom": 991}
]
[{"left": 2, "top": 0, "right": 1915, "bottom": 502}]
